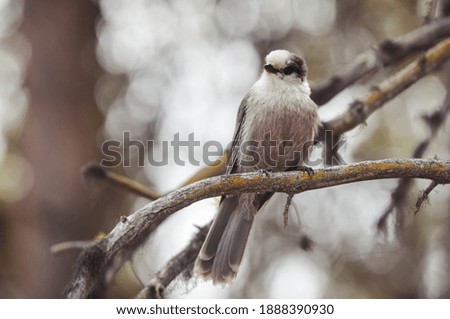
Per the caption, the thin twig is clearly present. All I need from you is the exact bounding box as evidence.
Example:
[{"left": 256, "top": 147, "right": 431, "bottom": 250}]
[
  {"left": 283, "top": 194, "right": 294, "bottom": 228},
  {"left": 83, "top": 156, "right": 227, "bottom": 201},
  {"left": 51, "top": 240, "right": 97, "bottom": 256},
  {"left": 415, "top": 180, "right": 440, "bottom": 214},
  {"left": 82, "top": 163, "right": 161, "bottom": 200},
  {"left": 65, "top": 158, "right": 450, "bottom": 298},
  {"left": 377, "top": 178, "right": 411, "bottom": 232}
]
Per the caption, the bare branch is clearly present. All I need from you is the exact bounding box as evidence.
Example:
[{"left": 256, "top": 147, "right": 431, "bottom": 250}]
[
  {"left": 82, "top": 156, "right": 227, "bottom": 201},
  {"left": 51, "top": 240, "right": 96, "bottom": 256},
  {"left": 415, "top": 180, "right": 440, "bottom": 214},
  {"left": 82, "top": 163, "right": 161, "bottom": 200},
  {"left": 283, "top": 194, "right": 294, "bottom": 228},
  {"left": 377, "top": 178, "right": 410, "bottom": 232},
  {"left": 377, "top": 72, "right": 450, "bottom": 232},
  {"left": 65, "top": 158, "right": 450, "bottom": 298},
  {"left": 311, "top": 17, "right": 450, "bottom": 105},
  {"left": 136, "top": 225, "right": 208, "bottom": 299},
  {"left": 321, "top": 38, "right": 450, "bottom": 138}
]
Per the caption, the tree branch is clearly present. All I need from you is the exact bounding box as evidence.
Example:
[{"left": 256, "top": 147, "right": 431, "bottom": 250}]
[
  {"left": 321, "top": 38, "right": 450, "bottom": 138},
  {"left": 377, "top": 74, "right": 450, "bottom": 232},
  {"left": 50, "top": 240, "right": 97, "bottom": 256},
  {"left": 415, "top": 180, "right": 440, "bottom": 214},
  {"left": 135, "top": 225, "right": 208, "bottom": 299},
  {"left": 311, "top": 17, "right": 450, "bottom": 105},
  {"left": 83, "top": 163, "right": 161, "bottom": 200},
  {"left": 82, "top": 155, "right": 228, "bottom": 201},
  {"left": 65, "top": 158, "right": 450, "bottom": 298}
]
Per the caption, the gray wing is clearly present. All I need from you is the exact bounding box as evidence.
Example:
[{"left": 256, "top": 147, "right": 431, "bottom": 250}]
[{"left": 225, "top": 95, "right": 248, "bottom": 176}]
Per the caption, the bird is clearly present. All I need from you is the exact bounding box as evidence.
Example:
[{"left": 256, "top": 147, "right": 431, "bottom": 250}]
[{"left": 194, "top": 49, "right": 320, "bottom": 285}]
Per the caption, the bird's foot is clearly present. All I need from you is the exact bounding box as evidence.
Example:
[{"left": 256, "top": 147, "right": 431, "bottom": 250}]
[
  {"left": 259, "top": 168, "right": 273, "bottom": 177},
  {"left": 297, "top": 165, "right": 314, "bottom": 176},
  {"left": 288, "top": 165, "right": 314, "bottom": 176}
]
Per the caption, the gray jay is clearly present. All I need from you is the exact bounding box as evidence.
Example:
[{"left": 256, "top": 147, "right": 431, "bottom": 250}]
[{"left": 195, "top": 49, "right": 320, "bottom": 285}]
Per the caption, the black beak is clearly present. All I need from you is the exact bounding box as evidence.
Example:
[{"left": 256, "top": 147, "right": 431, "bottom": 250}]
[{"left": 264, "top": 64, "right": 278, "bottom": 74}]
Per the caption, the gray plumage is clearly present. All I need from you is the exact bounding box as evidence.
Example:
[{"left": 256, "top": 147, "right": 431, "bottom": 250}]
[{"left": 194, "top": 50, "right": 320, "bottom": 285}]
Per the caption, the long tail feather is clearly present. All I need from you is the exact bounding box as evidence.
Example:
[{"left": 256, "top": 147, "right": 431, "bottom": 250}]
[{"left": 195, "top": 194, "right": 255, "bottom": 284}]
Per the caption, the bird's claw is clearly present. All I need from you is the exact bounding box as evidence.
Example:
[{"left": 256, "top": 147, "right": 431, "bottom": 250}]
[
  {"left": 296, "top": 165, "right": 314, "bottom": 176},
  {"left": 259, "top": 168, "right": 273, "bottom": 177}
]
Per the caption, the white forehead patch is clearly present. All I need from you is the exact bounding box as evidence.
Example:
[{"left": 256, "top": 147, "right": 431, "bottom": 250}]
[{"left": 265, "top": 49, "right": 292, "bottom": 69}]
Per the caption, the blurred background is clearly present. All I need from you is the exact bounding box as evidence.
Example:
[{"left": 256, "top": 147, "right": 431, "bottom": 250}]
[{"left": 0, "top": 0, "right": 449, "bottom": 298}]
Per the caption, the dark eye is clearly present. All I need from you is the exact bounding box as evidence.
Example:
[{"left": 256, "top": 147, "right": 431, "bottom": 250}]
[{"left": 283, "top": 66, "right": 296, "bottom": 75}]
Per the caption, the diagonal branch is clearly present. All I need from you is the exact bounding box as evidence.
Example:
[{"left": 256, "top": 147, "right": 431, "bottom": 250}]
[
  {"left": 318, "top": 38, "right": 450, "bottom": 165},
  {"left": 83, "top": 163, "right": 161, "bottom": 200},
  {"left": 311, "top": 17, "right": 450, "bottom": 105},
  {"left": 415, "top": 180, "right": 440, "bottom": 214},
  {"left": 65, "top": 158, "right": 450, "bottom": 298},
  {"left": 135, "top": 225, "right": 208, "bottom": 299},
  {"left": 321, "top": 38, "right": 450, "bottom": 138},
  {"left": 82, "top": 156, "right": 228, "bottom": 201}
]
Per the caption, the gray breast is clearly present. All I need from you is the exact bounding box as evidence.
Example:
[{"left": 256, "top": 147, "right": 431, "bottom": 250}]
[{"left": 239, "top": 101, "right": 317, "bottom": 172}]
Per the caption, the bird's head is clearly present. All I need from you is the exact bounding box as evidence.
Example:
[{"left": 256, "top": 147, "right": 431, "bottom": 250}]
[{"left": 263, "top": 49, "right": 308, "bottom": 84}]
